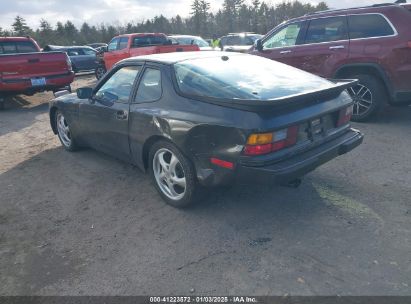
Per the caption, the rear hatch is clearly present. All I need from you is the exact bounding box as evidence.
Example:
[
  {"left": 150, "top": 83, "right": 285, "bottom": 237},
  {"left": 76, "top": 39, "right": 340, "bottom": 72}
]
[{"left": 0, "top": 51, "right": 70, "bottom": 81}]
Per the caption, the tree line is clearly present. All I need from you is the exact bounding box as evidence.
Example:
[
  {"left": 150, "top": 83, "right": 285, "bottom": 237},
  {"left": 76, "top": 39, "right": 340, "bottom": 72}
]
[{"left": 0, "top": 0, "right": 328, "bottom": 47}]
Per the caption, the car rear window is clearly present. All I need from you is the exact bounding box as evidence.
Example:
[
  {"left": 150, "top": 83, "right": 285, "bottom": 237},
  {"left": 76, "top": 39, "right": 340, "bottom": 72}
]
[
  {"left": 174, "top": 54, "right": 333, "bottom": 101},
  {"left": 348, "top": 14, "right": 395, "bottom": 39},
  {"left": 305, "top": 16, "right": 348, "bottom": 44},
  {"left": 0, "top": 41, "right": 37, "bottom": 54}
]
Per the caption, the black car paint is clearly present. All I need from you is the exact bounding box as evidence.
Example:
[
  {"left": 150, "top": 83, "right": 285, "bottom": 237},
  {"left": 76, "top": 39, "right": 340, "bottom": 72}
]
[{"left": 50, "top": 54, "right": 362, "bottom": 187}]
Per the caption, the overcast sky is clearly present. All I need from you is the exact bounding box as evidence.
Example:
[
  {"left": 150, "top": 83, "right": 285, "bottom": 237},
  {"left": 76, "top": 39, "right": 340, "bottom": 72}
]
[{"left": 0, "top": 0, "right": 387, "bottom": 30}]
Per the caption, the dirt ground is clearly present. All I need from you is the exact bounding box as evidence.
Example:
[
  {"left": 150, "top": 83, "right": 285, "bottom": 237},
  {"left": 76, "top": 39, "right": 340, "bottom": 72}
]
[{"left": 0, "top": 75, "right": 410, "bottom": 295}]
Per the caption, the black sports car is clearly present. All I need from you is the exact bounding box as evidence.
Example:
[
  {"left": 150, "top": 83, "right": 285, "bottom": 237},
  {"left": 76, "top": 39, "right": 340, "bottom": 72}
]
[{"left": 49, "top": 52, "right": 363, "bottom": 207}]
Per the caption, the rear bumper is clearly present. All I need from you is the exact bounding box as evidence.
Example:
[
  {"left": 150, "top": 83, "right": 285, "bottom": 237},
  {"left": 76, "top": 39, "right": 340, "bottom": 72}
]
[
  {"left": 236, "top": 129, "right": 363, "bottom": 185},
  {"left": 196, "top": 128, "right": 363, "bottom": 186},
  {"left": 0, "top": 72, "right": 75, "bottom": 94}
]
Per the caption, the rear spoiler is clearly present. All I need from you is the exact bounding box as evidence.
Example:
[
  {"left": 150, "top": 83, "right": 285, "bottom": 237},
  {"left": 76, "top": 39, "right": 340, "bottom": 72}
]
[{"left": 183, "top": 79, "right": 358, "bottom": 112}]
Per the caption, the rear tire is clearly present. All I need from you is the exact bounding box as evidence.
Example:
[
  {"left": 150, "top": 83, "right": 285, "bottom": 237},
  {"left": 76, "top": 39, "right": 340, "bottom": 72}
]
[
  {"left": 0, "top": 95, "right": 4, "bottom": 110},
  {"left": 347, "top": 74, "right": 387, "bottom": 122},
  {"left": 149, "top": 140, "right": 198, "bottom": 208},
  {"left": 55, "top": 110, "right": 79, "bottom": 151}
]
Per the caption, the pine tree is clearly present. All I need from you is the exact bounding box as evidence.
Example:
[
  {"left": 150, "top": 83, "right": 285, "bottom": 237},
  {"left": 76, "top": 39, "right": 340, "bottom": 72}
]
[{"left": 12, "top": 16, "right": 32, "bottom": 36}]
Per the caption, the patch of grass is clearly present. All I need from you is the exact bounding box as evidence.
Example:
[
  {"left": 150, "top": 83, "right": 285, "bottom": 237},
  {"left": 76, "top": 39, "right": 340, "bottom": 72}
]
[{"left": 312, "top": 183, "right": 381, "bottom": 221}]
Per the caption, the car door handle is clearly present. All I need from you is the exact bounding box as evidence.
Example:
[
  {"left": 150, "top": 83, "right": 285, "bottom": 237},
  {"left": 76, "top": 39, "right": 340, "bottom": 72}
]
[
  {"left": 280, "top": 50, "right": 292, "bottom": 54},
  {"left": 329, "top": 45, "right": 345, "bottom": 50},
  {"left": 116, "top": 110, "right": 128, "bottom": 120}
]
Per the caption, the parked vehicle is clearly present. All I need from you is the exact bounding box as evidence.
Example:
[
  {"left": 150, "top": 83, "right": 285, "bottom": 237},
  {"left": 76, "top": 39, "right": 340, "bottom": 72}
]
[
  {"left": 87, "top": 43, "right": 108, "bottom": 49},
  {"left": 103, "top": 33, "right": 200, "bottom": 71},
  {"left": 169, "top": 35, "right": 214, "bottom": 51},
  {"left": 49, "top": 52, "right": 363, "bottom": 207},
  {"left": 251, "top": 3, "right": 411, "bottom": 121},
  {"left": 0, "top": 37, "right": 74, "bottom": 109},
  {"left": 44, "top": 45, "right": 98, "bottom": 72},
  {"left": 219, "top": 33, "right": 263, "bottom": 52}
]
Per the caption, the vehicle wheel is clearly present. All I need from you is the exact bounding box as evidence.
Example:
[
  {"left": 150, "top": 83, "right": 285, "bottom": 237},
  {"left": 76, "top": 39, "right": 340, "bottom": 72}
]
[
  {"left": 56, "top": 111, "right": 78, "bottom": 151},
  {"left": 347, "top": 74, "right": 387, "bottom": 122},
  {"left": 0, "top": 96, "right": 4, "bottom": 110},
  {"left": 149, "top": 140, "right": 198, "bottom": 208},
  {"left": 95, "top": 66, "right": 106, "bottom": 80}
]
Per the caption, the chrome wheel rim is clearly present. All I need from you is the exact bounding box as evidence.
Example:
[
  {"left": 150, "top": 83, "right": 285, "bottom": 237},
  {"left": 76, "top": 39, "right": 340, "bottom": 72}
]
[
  {"left": 57, "top": 113, "right": 71, "bottom": 147},
  {"left": 348, "top": 84, "right": 373, "bottom": 117},
  {"left": 153, "top": 148, "right": 186, "bottom": 200}
]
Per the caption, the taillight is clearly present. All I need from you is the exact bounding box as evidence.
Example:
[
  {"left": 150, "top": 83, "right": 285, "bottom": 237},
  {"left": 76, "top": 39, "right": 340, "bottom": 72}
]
[
  {"left": 244, "top": 125, "right": 299, "bottom": 156},
  {"left": 408, "top": 41, "right": 411, "bottom": 48},
  {"left": 337, "top": 105, "right": 353, "bottom": 127},
  {"left": 66, "top": 55, "right": 73, "bottom": 71}
]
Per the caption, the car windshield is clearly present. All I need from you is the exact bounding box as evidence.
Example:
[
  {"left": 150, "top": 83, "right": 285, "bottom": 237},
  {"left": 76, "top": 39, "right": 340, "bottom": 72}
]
[{"left": 174, "top": 54, "right": 334, "bottom": 101}]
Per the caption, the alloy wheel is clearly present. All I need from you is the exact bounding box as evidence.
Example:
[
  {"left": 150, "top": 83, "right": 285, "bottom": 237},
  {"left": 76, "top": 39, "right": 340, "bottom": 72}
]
[
  {"left": 56, "top": 113, "right": 72, "bottom": 147},
  {"left": 96, "top": 67, "right": 106, "bottom": 79},
  {"left": 348, "top": 84, "right": 373, "bottom": 117},
  {"left": 153, "top": 148, "right": 186, "bottom": 201}
]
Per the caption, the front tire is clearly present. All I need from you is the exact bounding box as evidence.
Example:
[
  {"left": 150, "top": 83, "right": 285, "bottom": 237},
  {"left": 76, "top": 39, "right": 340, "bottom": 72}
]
[
  {"left": 347, "top": 74, "right": 387, "bottom": 122},
  {"left": 95, "top": 65, "right": 106, "bottom": 80},
  {"left": 55, "top": 111, "right": 78, "bottom": 151},
  {"left": 149, "top": 140, "right": 198, "bottom": 208}
]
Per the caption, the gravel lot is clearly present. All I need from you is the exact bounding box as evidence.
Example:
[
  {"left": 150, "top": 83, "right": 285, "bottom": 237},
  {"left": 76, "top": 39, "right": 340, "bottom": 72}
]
[{"left": 0, "top": 75, "right": 410, "bottom": 295}]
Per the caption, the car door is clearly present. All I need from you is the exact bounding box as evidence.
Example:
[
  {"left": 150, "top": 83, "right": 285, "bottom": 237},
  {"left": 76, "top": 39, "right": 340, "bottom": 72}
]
[
  {"left": 104, "top": 37, "right": 129, "bottom": 71},
  {"left": 67, "top": 49, "right": 82, "bottom": 71},
  {"left": 255, "top": 21, "right": 306, "bottom": 66},
  {"left": 128, "top": 65, "right": 163, "bottom": 167},
  {"left": 80, "top": 48, "right": 97, "bottom": 70},
  {"left": 79, "top": 65, "right": 142, "bottom": 161},
  {"left": 295, "top": 16, "right": 349, "bottom": 77},
  {"left": 104, "top": 37, "right": 120, "bottom": 70}
]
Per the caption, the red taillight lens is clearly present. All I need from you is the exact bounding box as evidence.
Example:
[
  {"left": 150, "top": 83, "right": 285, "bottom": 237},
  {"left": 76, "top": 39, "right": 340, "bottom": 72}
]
[
  {"left": 337, "top": 105, "right": 353, "bottom": 127},
  {"left": 408, "top": 41, "right": 411, "bottom": 48},
  {"left": 244, "top": 143, "right": 272, "bottom": 155},
  {"left": 244, "top": 125, "right": 299, "bottom": 156}
]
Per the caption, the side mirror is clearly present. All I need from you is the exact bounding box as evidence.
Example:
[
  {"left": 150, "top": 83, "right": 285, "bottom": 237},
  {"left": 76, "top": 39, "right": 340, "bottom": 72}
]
[
  {"left": 77, "top": 87, "right": 93, "bottom": 99},
  {"left": 255, "top": 39, "right": 263, "bottom": 52}
]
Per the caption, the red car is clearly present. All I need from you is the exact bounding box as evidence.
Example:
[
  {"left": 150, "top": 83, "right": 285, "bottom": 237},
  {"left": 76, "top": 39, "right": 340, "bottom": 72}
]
[
  {"left": 0, "top": 37, "right": 74, "bottom": 108},
  {"left": 103, "top": 33, "right": 200, "bottom": 70},
  {"left": 251, "top": 3, "right": 411, "bottom": 121}
]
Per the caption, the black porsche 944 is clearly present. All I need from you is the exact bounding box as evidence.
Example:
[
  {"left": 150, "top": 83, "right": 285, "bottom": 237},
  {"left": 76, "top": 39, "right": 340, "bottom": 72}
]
[{"left": 49, "top": 52, "right": 363, "bottom": 207}]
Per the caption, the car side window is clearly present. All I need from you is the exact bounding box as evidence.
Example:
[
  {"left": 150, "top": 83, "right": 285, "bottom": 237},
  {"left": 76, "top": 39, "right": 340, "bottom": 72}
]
[
  {"left": 118, "top": 37, "right": 129, "bottom": 50},
  {"left": 135, "top": 68, "right": 162, "bottom": 103},
  {"left": 82, "top": 48, "right": 96, "bottom": 55},
  {"left": 0, "top": 42, "right": 17, "bottom": 54},
  {"left": 305, "top": 16, "right": 348, "bottom": 44},
  {"left": 67, "top": 49, "right": 79, "bottom": 56},
  {"left": 95, "top": 66, "right": 140, "bottom": 103},
  {"left": 348, "top": 14, "right": 395, "bottom": 39},
  {"left": 263, "top": 23, "right": 303, "bottom": 49},
  {"left": 108, "top": 38, "right": 119, "bottom": 52},
  {"left": 16, "top": 41, "right": 38, "bottom": 53}
]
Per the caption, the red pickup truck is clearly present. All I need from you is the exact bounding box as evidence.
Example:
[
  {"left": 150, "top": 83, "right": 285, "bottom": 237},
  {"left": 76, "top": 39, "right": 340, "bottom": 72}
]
[
  {"left": 103, "top": 33, "right": 200, "bottom": 70},
  {"left": 0, "top": 37, "right": 74, "bottom": 108}
]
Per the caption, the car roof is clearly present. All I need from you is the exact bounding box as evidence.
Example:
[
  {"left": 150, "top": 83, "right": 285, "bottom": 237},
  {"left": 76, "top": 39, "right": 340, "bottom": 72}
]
[
  {"left": 123, "top": 51, "right": 244, "bottom": 65},
  {"left": 0, "top": 37, "right": 34, "bottom": 42},
  {"left": 170, "top": 35, "right": 202, "bottom": 39},
  {"left": 288, "top": 3, "right": 405, "bottom": 22}
]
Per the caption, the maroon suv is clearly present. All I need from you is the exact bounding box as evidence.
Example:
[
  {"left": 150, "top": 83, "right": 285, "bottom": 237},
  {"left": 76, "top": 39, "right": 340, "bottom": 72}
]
[{"left": 251, "top": 3, "right": 411, "bottom": 121}]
